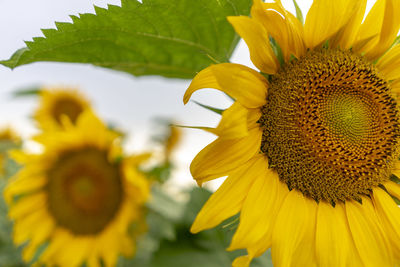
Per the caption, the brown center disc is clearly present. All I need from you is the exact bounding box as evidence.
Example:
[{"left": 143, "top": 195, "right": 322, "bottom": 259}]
[
  {"left": 259, "top": 49, "right": 400, "bottom": 204},
  {"left": 52, "top": 97, "right": 84, "bottom": 124},
  {"left": 46, "top": 147, "right": 123, "bottom": 235}
]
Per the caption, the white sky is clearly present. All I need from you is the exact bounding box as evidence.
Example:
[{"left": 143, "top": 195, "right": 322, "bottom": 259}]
[{"left": 0, "top": 0, "right": 375, "bottom": 191}]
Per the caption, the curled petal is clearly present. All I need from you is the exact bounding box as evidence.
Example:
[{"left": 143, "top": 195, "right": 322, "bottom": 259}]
[
  {"left": 184, "top": 63, "right": 268, "bottom": 108},
  {"left": 353, "top": 0, "right": 400, "bottom": 60},
  {"left": 228, "top": 16, "right": 279, "bottom": 74}
]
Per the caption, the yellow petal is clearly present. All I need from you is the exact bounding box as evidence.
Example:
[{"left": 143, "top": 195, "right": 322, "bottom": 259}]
[
  {"left": 353, "top": 0, "right": 400, "bottom": 60},
  {"left": 346, "top": 198, "right": 394, "bottom": 266},
  {"left": 190, "top": 128, "right": 262, "bottom": 185},
  {"left": 123, "top": 166, "right": 150, "bottom": 203},
  {"left": 247, "top": 108, "right": 262, "bottom": 131},
  {"left": 87, "top": 255, "right": 101, "bottom": 267},
  {"left": 391, "top": 79, "right": 400, "bottom": 96},
  {"left": 57, "top": 238, "right": 92, "bottom": 267},
  {"left": 39, "top": 230, "right": 71, "bottom": 263},
  {"left": 13, "top": 209, "right": 50, "bottom": 245},
  {"left": 232, "top": 255, "right": 252, "bottom": 267},
  {"left": 304, "top": 0, "right": 355, "bottom": 49},
  {"left": 373, "top": 187, "right": 400, "bottom": 258},
  {"left": 283, "top": 12, "right": 306, "bottom": 58},
  {"left": 190, "top": 155, "right": 266, "bottom": 233},
  {"left": 98, "top": 234, "right": 119, "bottom": 267},
  {"left": 8, "top": 193, "right": 46, "bottom": 219},
  {"left": 215, "top": 102, "right": 249, "bottom": 140},
  {"left": 315, "top": 201, "right": 352, "bottom": 267},
  {"left": 377, "top": 44, "right": 400, "bottom": 81},
  {"left": 124, "top": 153, "right": 152, "bottom": 165},
  {"left": 30, "top": 214, "right": 54, "bottom": 245},
  {"left": 290, "top": 196, "right": 318, "bottom": 266},
  {"left": 9, "top": 149, "right": 30, "bottom": 164},
  {"left": 229, "top": 169, "right": 281, "bottom": 250},
  {"left": 251, "top": 0, "right": 306, "bottom": 61},
  {"left": 329, "top": 0, "right": 367, "bottom": 49},
  {"left": 119, "top": 236, "right": 136, "bottom": 257},
  {"left": 386, "top": 180, "right": 400, "bottom": 199},
  {"left": 241, "top": 181, "right": 290, "bottom": 261},
  {"left": 4, "top": 176, "right": 46, "bottom": 204},
  {"left": 391, "top": 160, "right": 400, "bottom": 178},
  {"left": 184, "top": 63, "right": 268, "bottom": 108},
  {"left": 22, "top": 241, "right": 40, "bottom": 262},
  {"left": 271, "top": 190, "right": 316, "bottom": 267},
  {"left": 228, "top": 16, "right": 279, "bottom": 74}
]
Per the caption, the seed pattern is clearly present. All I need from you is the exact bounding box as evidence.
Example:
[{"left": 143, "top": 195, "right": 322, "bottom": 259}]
[
  {"left": 46, "top": 148, "right": 123, "bottom": 234},
  {"left": 259, "top": 49, "right": 400, "bottom": 204}
]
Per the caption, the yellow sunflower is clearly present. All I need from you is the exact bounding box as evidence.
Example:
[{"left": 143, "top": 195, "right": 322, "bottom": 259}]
[
  {"left": 184, "top": 0, "right": 400, "bottom": 266},
  {"left": 34, "top": 88, "right": 91, "bottom": 130},
  {"left": 4, "top": 111, "right": 150, "bottom": 267},
  {"left": 0, "top": 127, "right": 20, "bottom": 177},
  {"left": 165, "top": 124, "right": 181, "bottom": 162},
  {"left": 0, "top": 127, "right": 20, "bottom": 144}
]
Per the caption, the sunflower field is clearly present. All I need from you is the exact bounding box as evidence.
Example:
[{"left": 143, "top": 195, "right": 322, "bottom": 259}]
[{"left": 1, "top": 0, "right": 400, "bottom": 266}]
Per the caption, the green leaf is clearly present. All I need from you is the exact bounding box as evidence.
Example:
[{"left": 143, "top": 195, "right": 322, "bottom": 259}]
[
  {"left": 270, "top": 37, "right": 284, "bottom": 66},
  {"left": 1, "top": 0, "right": 252, "bottom": 79},
  {"left": 12, "top": 86, "right": 41, "bottom": 98},
  {"left": 192, "top": 100, "right": 225, "bottom": 115},
  {"left": 145, "top": 163, "right": 173, "bottom": 183},
  {"left": 146, "top": 186, "right": 184, "bottom": 222},
  {"left": 292, "top": 0, "right": 304, "bottom": 24},
  {"left": 181, "top": 187, "right": 212, "bottom": 225}
]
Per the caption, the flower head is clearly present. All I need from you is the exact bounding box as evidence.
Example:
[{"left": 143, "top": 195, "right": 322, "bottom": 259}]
[
  {"left": 0, "top": 127, "right": 20, "bottom": 177},
  {"left": 34, "top": 88, "right": 91, "bottom": 130},
  {"left": 0, "top": 127, "right": 20, "bottom": 144},
  {"left": 5, "top": 111, "right": 150, "bottom": 267},
  {"left": 184, "top": 0, "right": 400, "bottom": 266}
]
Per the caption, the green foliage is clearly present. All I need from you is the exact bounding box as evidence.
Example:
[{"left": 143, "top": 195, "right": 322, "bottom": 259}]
[
  {"left": 122, "top": 187, "right": 273, "bottom": 267},
  {"left": 1, "top": 0, "right": 252, "bottom": 79},
  {"left": 145, "top": 162, "right": 173, "bottom": 183},
  {"left": 0, "top": 180, "right": 26, "bottom": 267},
  {"left": 12, "top": 86, "right": 41, "bottom": 98},
  {"left": 0, "top": 142, "right": 20, "bottom": 180},
  {"left": 270, "top": 37, "right": 284, "bottom": 67},
  {"left": 0, "top": 142, "right": 26, "bottom": 267},
  {"left": 192, "top": 100, "right": 225, "bottom": 115},
  {"left": 147, "top": 186, "right": 184, "bottom": 223},
  {"left": 118, "top": 185, "right": 184, "bottom": 266}
]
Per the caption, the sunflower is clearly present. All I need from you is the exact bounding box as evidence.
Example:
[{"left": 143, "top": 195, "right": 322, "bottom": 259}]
[
  {"left": 34, "top": 88, "right": 91, "bottom": 130},
  {"left": 184, "top": 0, "right": 400, "bottom": 266},
  {"left": 164, "top": 124, "right": 181, "bottom": 162},
  {"left": 4, "top": 111, "right": 150, "bottom": 267},
  {"left": 0, "top": 127, "right": 20, "bottom": 177},
  {"left": 0, "top": 127, "right": 20, "bottom": 144}
]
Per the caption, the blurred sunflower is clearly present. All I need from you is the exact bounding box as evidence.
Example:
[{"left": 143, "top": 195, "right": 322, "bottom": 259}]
[
  {"left": 34, "top": 88, "right": 91, "bottom": 130},
  {"left": 0, "top": 127, "right": 20, "bottom": 144},
  {"left": 164, "top": 124, "right": 181, "bottom": 162},
  {"left": 4, "top": 111, "right": 150, "bottom": 267},
  {"left": 0, "top": 127, "right": 20, "bottom": 177},
  {"left": 184, "top": 0, "right": 400, "bottom": 266}
]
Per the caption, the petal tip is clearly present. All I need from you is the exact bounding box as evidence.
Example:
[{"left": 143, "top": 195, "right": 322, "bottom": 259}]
[{"left": 190, "top": 223, "right": 202, "bottom": 234}]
